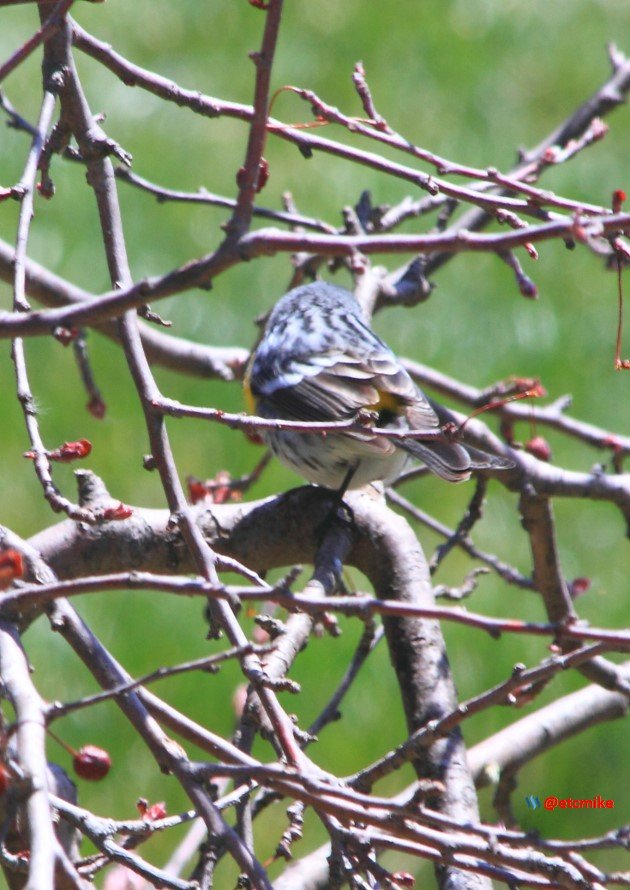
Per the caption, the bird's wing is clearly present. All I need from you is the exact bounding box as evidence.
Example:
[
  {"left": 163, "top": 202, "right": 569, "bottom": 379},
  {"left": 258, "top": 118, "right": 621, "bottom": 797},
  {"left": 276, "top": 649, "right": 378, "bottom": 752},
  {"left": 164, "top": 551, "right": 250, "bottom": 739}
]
[
  {"left": 251, "top": 342, "right": 512, "bottom": 480},
  {"left": 254, "top": 346, "right": 439, "bottom": 430}
]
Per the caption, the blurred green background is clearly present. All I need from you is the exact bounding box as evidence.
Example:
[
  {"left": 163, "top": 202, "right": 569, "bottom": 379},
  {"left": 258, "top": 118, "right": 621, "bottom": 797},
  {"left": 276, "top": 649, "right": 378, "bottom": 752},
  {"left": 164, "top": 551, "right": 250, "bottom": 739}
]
[{"left": 0, "top": 1, "right": 628, "bottom": 885}]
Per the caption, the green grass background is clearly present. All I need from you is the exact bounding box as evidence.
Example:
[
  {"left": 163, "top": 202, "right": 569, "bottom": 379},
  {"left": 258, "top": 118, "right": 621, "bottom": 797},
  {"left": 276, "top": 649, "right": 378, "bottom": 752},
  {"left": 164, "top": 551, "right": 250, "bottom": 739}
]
[{"left": 0, "top": 1, "right": 629, "bottom": 885}]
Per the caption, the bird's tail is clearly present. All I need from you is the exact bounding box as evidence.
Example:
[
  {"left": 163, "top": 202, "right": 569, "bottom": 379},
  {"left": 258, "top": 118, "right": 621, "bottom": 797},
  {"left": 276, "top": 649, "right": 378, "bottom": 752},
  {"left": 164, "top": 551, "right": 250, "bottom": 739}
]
[{"left": 396, "top": 437, "right": 514, "bottom": 482}]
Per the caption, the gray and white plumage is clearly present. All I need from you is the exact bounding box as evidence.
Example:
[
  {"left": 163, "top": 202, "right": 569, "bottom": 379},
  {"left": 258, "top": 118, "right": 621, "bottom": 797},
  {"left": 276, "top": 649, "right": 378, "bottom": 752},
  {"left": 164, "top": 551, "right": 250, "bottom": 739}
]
[{"left": 246, "top": 282, "right": 509, "bottom": 489}]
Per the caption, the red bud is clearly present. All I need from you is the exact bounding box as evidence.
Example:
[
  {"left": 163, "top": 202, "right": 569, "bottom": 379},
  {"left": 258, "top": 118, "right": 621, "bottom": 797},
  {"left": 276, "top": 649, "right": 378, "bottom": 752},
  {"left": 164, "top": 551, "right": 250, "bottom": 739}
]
[
  {"left": 53, "top": 327, "right": 80, "bottom": 346},
  {"left": 602, "top": 435, "right": 622, "bottom": 453},
  {"left": 244, "top": 427, "right": 265, "bottom": 446},
  {"left": 187, "top": 478, "right": 211, "bottom": 504},
  {"left": 0, "top": 550, "right": 24, "bottom": 590},
  {"left": 569, "top": 577, "right": 591, "bottom": 599},
  {"left": 87, "top": 396, "right": 107, "bottom": 419},
  {"left": 392, "top": 874, "right": 415, "bottom": 888},
  {"left": 255, "top": 157, "right": 270, "bottom": 193},
  {"left": 144, "top": 801, "right": 167, "bottom": 821},
  {"left": 542, "top": 146, "right": 559, "bottom": 164},
  {"left": 101, "top": 503, "right": 133, "bottom": 521},
  {"left": 25, "top": 439, "right": 92, "bottom": 463},
  {"left": 612, "top": 189, "right": 627, "bottom": 213}
]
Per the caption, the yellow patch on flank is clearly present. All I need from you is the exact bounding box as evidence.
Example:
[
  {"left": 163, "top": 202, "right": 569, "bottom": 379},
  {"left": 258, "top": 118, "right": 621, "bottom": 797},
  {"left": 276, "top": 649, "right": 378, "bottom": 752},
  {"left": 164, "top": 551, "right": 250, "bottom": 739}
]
[
  {"left": 372, "top": 389, "right": 403, "bottom": 414},
  {"left": 242, "top": 365, "right": 256, "bottom": 415}
]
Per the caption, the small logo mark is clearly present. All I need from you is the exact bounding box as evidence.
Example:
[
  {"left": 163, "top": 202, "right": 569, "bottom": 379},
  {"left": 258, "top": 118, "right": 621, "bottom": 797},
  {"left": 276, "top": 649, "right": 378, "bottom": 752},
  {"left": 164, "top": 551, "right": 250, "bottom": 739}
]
[{"left": 525, "top": 795, "right": 541, "bottom": 810}]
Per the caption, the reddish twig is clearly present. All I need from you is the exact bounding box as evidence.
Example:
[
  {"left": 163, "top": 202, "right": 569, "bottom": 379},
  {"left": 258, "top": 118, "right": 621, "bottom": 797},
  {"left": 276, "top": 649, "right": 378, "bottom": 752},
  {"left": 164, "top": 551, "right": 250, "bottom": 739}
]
[
  {"left": 1, "top": 210, "right": 629, "bottom": 342},
  {"left": 9, "top": 90, "right": 101, "bottom": 523},
  {"left": 38, "top": 16, "right": 282, "bottom": 886},
  {"left": 225, "top": 0, "right": 284, "bottom": 239},
  {"left": 277, "top": 83, "right": 612, "bottom": 220},
  {"left": 71, "top": 21, "right": 630, "bottom": 240},
  {"left": 402, "top": 357, "right": 630, "bottom": 460},
  {"left": 613, "top": 238, "right": 630, "bottom": 370},
  {"left": 3, "top": 570, "right": 629, "bottom": 649},
  {"left": 0, "top": 0, "right": 74, "bottom": 84}
]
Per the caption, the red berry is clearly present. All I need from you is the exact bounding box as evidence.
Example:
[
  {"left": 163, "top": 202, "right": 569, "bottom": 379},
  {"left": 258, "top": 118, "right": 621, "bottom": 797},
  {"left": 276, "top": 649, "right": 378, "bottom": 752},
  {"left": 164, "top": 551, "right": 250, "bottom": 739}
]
[
  {"left": 525, "top": 436, "right": 552, "bottom": 462},
  {"left": 73, "top": 745, "right": 111, "bottom": 781}
]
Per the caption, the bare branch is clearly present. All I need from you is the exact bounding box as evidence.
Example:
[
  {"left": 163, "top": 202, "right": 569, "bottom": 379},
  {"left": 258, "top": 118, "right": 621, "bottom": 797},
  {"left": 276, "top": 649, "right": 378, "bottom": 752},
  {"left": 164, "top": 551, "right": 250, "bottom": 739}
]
[
  {"left": 0, "top": 621, "right": 62, "bottom": 890},
  {"left": 0, "top": 6, "right": 627, "bottom": 887}
]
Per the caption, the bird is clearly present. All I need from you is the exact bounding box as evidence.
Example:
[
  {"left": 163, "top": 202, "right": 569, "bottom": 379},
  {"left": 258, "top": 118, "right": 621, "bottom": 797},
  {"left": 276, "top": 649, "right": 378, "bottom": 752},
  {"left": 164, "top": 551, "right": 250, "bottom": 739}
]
[{"left": 244, "top": 281, "right": 511, "bottom": 490}]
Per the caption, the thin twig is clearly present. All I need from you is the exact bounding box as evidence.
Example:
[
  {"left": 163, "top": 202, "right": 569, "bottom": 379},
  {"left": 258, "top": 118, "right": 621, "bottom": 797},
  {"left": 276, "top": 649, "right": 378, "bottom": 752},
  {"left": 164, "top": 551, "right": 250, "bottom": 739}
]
[
  {"left": 46, "top": 641, "right": 274, "bottom": 722},
  {"left": 225, "top": 0, "right": 284, "bottom": 239},
  {"left": 386, "top": 487, "right": 532, "bottom": 589},
  {"left": 349, "top": 643, "right": 614, "bottom": 792},
  {"left": 4, "top": 571, "right": 628, "bottom": 651},
  {"left": 115, "top": 166, "right": 336, "bottom": 232},
  {"left": 0, "top": 0, "right": 74, "bottom": 84}
]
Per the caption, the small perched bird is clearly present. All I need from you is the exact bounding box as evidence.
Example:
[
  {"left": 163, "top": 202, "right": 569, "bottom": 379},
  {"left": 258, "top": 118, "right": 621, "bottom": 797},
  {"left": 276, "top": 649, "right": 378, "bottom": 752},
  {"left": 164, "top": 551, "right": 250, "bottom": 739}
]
[{"left": 244, "top": 282, "right": 511, "bottom": 490}]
